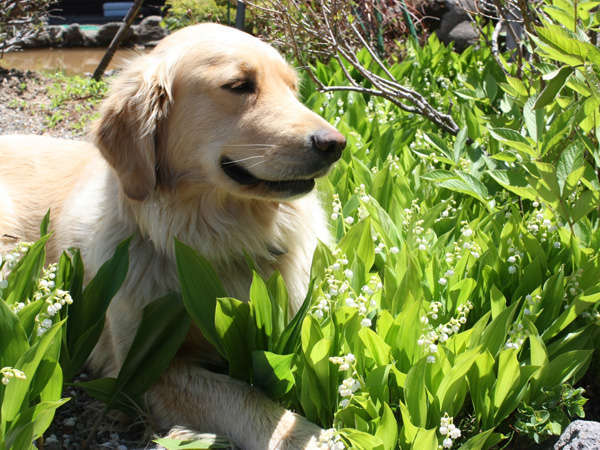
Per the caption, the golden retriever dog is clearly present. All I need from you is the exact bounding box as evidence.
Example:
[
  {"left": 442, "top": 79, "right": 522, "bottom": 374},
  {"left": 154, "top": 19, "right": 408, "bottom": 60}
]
[{"left": 0, "top": 23, "right": 345, "bottom": 449}]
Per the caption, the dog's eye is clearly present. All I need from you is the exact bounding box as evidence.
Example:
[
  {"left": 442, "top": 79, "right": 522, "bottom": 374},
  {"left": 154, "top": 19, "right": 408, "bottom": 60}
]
[{"left": 222, "top": 79, "right": 255, "bottom": 94}]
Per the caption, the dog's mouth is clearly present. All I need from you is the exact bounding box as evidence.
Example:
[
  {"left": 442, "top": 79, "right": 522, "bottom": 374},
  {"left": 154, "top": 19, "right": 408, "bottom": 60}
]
[{"left": 220, "top": 157, "right": 316, "bottom": 196}]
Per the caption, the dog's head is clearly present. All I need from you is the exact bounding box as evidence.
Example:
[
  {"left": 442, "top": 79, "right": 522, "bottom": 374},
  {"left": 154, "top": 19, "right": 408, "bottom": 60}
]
[{"left": 93, "top": 23, "right": 345, "bottom": 202}]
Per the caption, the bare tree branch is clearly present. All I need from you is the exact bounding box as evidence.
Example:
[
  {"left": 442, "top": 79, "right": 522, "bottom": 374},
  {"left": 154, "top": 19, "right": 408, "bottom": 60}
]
[
  {"left": 249, "top": 0, "right": 460, "bottom": 135},
  {"left": 0, "top": 0, "right": 56, "bottom": 55}
]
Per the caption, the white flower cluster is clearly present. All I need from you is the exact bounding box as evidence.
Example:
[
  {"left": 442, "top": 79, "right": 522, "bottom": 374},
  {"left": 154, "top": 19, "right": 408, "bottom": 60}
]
[
  {"left": 505, "top": 322, "right": 525, "bottom": 350},
  {"left": 355, "top": 184, "right": 370, "bottom": 220},
  {"left": 419, "top": 301, "right": 473, "bottom": 363},
  {"left": 366, "top": 98, "right": 391, "bottom": 124},
  {"left": 372, "top": 232, "right": 399, "bottom": 257},
  {"left": 438, "top": 413, "right": 461, "bottom": 448},
  {"left": 338, "top": 377, "right": 361, "bottom": 399},
  {"left": 1, "top": 366, "right": 26, "bottom": 385},
  {"left": 506, "top": 245, "right": 522, "bottom": 275},
  {"left": 2, "top": 242, "right": 33, "bottom": 272},
  {"left": 526, "top": 206, "right": 556, "bottom": 242},
  {"left": 435, "top": 200, "right": 457, "bottom": 223},
  {"left": 401, "top": 200, "right": 421, "bottom": 227},
  {"left": 523, "top": 293, "right": 542, "bottom": 316},
  {"left": 32, "top": 264, "right": 73, "bottom": 336},
  {"left": 329, "top": 353, "right": 356, "bottom": 372},
  {"left": 317, "top": 429, "right": 345, "bottom": 450},
  {"left": 565, "top": 269, "right": 583, "bottom": 299},
  {"left": 330, "top": 194, "right": 343, "bottom": 221}
]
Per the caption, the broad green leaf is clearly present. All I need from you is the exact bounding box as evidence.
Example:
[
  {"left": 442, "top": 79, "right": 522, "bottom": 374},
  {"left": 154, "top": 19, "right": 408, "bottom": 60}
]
[
  {"left": 404, "top": 358, "right": 428, "bottom": 427},
  {"left": 249, "top": 271, "right": 273, "bottom": 347},
  {"left": 410, "top": 427, "right": 438, "bottom": 450},
  {"left": 534, "top": 350, "right": 593, "bottom": 390},
  {"left": 39, "top": 210, "right": 51, "bottom": 237},
  {"left": 215, "top": 297, "right": 250, "bottom": 380},
  {"left": 488, "top": 169, "right": 537, "bottom": 200},
  {"left": 5, "top": 235, "right": 50, "bottom": 305},
  {"left": 489, "top": 128, "right": 537, "bottom": 156},
  {"left": 533, "top": 66, "right": 574, "bottom": 109},
  {"left": 114, "top": 294, "right": 191, "bottom": 399},
  {"left": 65, "top": 238, "right": 130, "bottom": 381},
  {"left": 524, "top": 96, "right": 544, "bottom": 143},
  {"left": 0, "top": 300, "right": 28, "bottom": 368},
  {"left": 153, "top": 436, "right": 233, "bottom": 449},
  {"left": 341, "top": 429, "right": 385, "bottom": 450},
  {"left": 252, "top": 351, "right": 294, "bottom": 399},
  {"left": 175, "top": 238, "right": 225, "bottom": 355},
  {"left": 275, "top": 279, "right": 314, "bottom": 355},
  {"left": 479, "top": 303, "right": 518, "bottom": 357},
  {"left": 1, "top": 321, "right": 64, "bottom": 424},
  {"left": 492, "top": 349, "right": 520, "bottom": 413},
  {"left": 375, "top": 403, "right": 398, "bottom": 450},
  {"left": 359, "top": 327, "right": 391, "bottom": 366}
]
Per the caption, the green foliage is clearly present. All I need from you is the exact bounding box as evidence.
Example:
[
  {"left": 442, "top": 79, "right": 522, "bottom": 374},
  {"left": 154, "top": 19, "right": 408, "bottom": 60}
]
[
  {"left": 162, "top": 0, "right": 230, "bottom": 31},
  {"left": 0, "top": 234, "right": 67, "bottom": 449},
  {"left": 171, "top": 2, "right": 600, "bottom": 448},
  {"left": 43, "top": 72, "right": 108, "bottom": 132},
  {"left": 514, "top": 384, "right": 587, "bottom": 444}
]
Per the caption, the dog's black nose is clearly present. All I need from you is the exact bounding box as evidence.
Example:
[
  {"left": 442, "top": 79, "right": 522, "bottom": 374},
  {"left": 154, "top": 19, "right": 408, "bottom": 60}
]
[{"left": 310, "top": 129, "right": 346, "bottom": 155}]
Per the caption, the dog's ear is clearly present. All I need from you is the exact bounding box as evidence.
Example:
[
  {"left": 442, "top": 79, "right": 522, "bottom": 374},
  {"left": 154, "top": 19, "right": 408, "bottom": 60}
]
[{"left": 93, "top": 57, "right": 173, "bottom": 201}]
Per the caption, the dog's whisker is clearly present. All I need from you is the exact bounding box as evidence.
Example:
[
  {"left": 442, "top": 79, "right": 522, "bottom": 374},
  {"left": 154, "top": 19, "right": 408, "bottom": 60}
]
[
  {"left": 221, "top": 155, "right": 265, "bottom": 165},
  {"left": 246, "top": 160, "right": 269, "bottom": 170}
]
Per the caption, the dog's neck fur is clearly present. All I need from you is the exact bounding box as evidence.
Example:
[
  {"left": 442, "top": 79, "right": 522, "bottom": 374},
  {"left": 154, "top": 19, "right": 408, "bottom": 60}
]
[{"left": 79, "top": 167, "right": 326, "bottom": 313}]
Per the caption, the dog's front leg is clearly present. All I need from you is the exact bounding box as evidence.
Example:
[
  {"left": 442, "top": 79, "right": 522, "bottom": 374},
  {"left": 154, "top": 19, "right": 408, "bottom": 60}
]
[{"left": 147, "top": 359, "right": 324, "bottom": 450}]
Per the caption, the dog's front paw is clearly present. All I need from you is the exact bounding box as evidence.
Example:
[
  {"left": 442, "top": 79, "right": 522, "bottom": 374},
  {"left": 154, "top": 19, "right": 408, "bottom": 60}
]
[
  {"left": 156, "top": 426, "right": 237, "bottom": 449},
  {"left": 268, "top": 411, "right": 334, "bottom": 450}
]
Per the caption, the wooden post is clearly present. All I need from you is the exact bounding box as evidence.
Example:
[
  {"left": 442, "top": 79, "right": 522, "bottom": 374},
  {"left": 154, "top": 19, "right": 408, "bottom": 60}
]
[
  {"left": 235, "top": 1, "right": 246, "bottom": 30},
  {"left": 92, "top": 0, "right": 145, "bottom": 81}
]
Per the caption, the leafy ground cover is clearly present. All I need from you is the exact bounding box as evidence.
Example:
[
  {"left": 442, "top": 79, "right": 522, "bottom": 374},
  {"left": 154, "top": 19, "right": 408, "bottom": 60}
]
[
  {"left": 1, "top": 1, "right": 600, "bottom": 448},
  {"left": 173, "top": 3, "right": 600, "bottom": 448}
]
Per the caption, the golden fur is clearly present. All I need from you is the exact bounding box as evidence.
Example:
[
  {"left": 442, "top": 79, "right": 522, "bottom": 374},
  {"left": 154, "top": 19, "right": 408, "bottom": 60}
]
[{"left": 0, "top": 23, "right": 345, "bottom": 449}]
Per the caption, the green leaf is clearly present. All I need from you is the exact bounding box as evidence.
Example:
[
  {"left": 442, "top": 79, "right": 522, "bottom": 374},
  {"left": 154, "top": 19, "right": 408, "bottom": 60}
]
[
  {"left": 215, "top": 297, "right": 250, "bottom": 380},
  {"left": 0, "top": 300, "right": 28, "bottom": 368},
  {"left": 534, "top": 350, "right": 593, "bottom": 390},
  {"left": 524, "top": 96, "right": 544, "bottom": 143},
  {"left": 340, "top": 429, "right": 385, "bottom": 450},
  {"left": 275, "top": 279, "right": 314, "bottom": 355},
  {"left": 489, "top": 285, "right": 506, "bottom": 320},
  {"left": 153, "top": 436, "right": 234, "bottom": 449},
  {"left": 410, "top": 427, "right": 438, "bottom": 450},
  {"left": 458, "top": 428, "right": 499, "bottom": 449},
  {"left": 66, "top": 238, "right": 130, "bottom": 380},
  {"left": 113, "top": 293, "right": 191, "bottom": 402},
  {"left": 488, "top": 169, "right": 538, "bottom": 200},
  {"left": 251, "top": 351, "right": 295, "bottom": 399},
  {"left": 375, "top": 403, "right": 398, "bottom": 450},
  {"left": 175, "top": 238, "right": 225, "bottom": 355},
  {"left": 404, "top": 358, "right": 428, "bottom": 427},
  {"left": 479, "top": 303, "right": 518, "bottom": 357},
  {"left": 533, "top": 66, "right": 574, "bottom": 110},
  {"left": 1, "top": 320, "right": 64, "bottom": 424},
  {"left": 249, "top": 271, "right": 273, "bottom": 347},
  {"left": 39, "top": 210, "right": 51, "bottom": 237},
  {"left": 492, "top": 349, "right": 520, "bottom": 413},
  {"left": 489, "top": 128, "right": 537, "bottom": 156},
  {"left": 5, "top": 235, "right": 50, "bottom": 305},
  {"left": 359, "top": 327, "right": 391, "bottom": 366}
]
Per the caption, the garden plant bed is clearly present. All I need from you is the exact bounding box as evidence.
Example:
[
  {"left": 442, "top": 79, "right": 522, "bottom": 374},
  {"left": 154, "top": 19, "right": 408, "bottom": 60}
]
[{"left": 1, "top": 0, "right": 600, "bottom": 445}]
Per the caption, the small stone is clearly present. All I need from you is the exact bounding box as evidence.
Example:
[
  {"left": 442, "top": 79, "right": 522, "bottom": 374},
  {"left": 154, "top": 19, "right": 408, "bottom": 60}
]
[{"left": 554, "top": 420, "right": 600, "bottom": 449}]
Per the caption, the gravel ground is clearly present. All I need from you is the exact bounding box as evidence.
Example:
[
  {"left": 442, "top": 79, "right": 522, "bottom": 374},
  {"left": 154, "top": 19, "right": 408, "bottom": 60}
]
[{"left": 0, "top": 68, "right": 80, "bottom": 138}]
